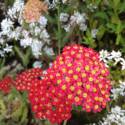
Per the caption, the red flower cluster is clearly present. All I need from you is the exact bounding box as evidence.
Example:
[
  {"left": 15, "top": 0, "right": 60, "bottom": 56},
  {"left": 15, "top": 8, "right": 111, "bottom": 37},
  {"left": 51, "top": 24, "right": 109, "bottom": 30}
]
[
  {"left": 0, "top": 44, "right": 111, "bottom": 124},
  {"left": 14, "top": 68, "right": 43, "bottom": 91},
  {"left": 28, "top": 44, "right": 111, "bottom": 123},
  {"left": 0, "top": 76, "right": 13, "bottom": 93},
  {"left": 52, "top": 44, "right": 111, "bottom": 113},
  {"left": 29, "top": 70, "right": 72, "bottom": 123}
]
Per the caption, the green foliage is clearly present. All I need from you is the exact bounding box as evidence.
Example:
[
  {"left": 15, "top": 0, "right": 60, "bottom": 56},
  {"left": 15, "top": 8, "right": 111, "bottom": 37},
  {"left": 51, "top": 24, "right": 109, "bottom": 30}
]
[
  {"left": 1, "top": 0, "right": 125, "bottom": 124},
  {"left": 0, "top": 89, "right": 28, "bottom": 125}
]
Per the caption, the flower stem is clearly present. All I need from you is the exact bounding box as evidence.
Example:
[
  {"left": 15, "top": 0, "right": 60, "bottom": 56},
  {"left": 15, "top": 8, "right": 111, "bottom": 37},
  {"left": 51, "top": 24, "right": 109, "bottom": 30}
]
[
  {"left": 57, "top": 4, "right": 61, "bottom": 55},
  {"left": 63, "top": 120, "right": 67, "bottom": 125}
]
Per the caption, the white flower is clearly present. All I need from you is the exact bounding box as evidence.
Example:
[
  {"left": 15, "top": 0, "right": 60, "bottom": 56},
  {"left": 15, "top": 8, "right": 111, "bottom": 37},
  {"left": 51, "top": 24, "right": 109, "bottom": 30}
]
[
  {"left": 20, "top": 37, "right": 32, "bottom": 48},
  {"left": 44, "top": 0, "right": 59, "bottom": 9},
  {"left": 34, "top": 27, "right": 41, "bottom": 36},
  {"left": 43, "top": 46, "right": 55, "bottom": 56},
  {"left": 75, "top": 12, "right": 86, "bottom": 24},
  {"left": 40, "top": 29, "right": 50, "bottom": 43},
  {"left": 91, "top": 29, "right": 98, "bottom": 38},
  {"left": 99, "top": 106, "right": 125, "bottom": 125},
  {"left": 87, "top": 3, "right": 97, "bottom": 12},
  {"left": 10, "top": 27, "right": 22, "bottom": 40},
  {"left": 22, "top": 30, "right": 29, "bottom": 38},
  {"left": 99, "top": 50, "right": 109, "bottom": 66},
  {"left": 33, "top": 61, "right": 42, "bottom": 68},
  {"left": 31, "top": 39, "right": 43, "bottom": 58},
  {"left": 1, "top": 18, "right": 14, "bottom": 35},
  {"left": 62, "top": 0, "right": 68, "bottom": 3},
  {"left": 63, "top": 24, "right": 71, "bottom": 32},
  {"left": 120, "top": 58, "right": 125, "bottom": 70},
  {"left": 29, "top": 23, "right": 36, "bottom": 29},
  {"left": 108, "top": 50, "right": 121, "bottom": 60},
  {"left": 0, "top": 50, "right": 5, "bottom": 57},
  {"left": 60, "top": 13, "right": 69, "bottom": 22},
  {"left": 0, "top": 38, "right": 4, "bottom": 44},
  {"left": 99, "top": 49, "right": 125, "bottom": 69},
  {"left": 111, "top": 81, "right": 125, "bottom": 100},
  {"left": 3, "top": 44, "right": 13, "bottom": 53},
  {"left": 62, "top": 12, "right": 87, "bottom": 32},
  {"left": 39, "top": 16, "right": 47, "bottom": 27},
  {"left": 79, "top": 23, "right": 87, "bottom": 31},
  {"left": 7, "top": 0, "right": 24, "bottom": 20}
]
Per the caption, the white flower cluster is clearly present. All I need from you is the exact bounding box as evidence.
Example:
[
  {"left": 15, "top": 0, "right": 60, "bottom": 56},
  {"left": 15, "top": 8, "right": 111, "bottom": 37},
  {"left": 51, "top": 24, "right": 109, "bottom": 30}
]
[
  {"left": 20, "top": 16, "right": 54, "bottom": 58},
  {"left": 60, "top": 12, "right": 87, "bottom": 32},
  {"left": 99, "top": 50, "right": 125, "bottom": 70},
  {"left": 0, "top": 0, "right": 24, "bottom": 57},
  {"left": 99, "top": 106, "right": 125, "bottom": 125},
  {"left": 7, "top": 0, "right": 24, "bottom": 21},
  {"left": 0, "top": 44, "right": 13, "bottom": 57},
  {"left": 45, "top": 0, "right": 69, "bottom": 8},
  {"left": 0, "top": 0, "right": 54, "bottom": 58},
  {"left": 87, "top": 3, "right": 97, "bottom": 12},
  {"left": 111, "top": 81, "right": 125, "bottom": 100}
]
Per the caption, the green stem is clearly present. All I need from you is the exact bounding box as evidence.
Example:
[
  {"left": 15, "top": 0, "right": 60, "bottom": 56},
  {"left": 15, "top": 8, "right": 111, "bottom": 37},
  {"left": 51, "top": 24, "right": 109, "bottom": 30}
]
[
  {"left": 63, "top": 120, "right": 67, "bottom": 125},
  {"left": 57, "top": 4, "right": 61, "bottom": 55}
]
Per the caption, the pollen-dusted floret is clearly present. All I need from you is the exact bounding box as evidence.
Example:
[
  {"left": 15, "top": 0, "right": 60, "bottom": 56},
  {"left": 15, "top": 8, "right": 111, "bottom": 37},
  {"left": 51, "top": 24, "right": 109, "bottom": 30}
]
[
  {"left": 0, "top": 76, "right": 13, "bottom": 93},
  {"left": 14, "top": 68, "right": 43, "bottom": 91}
]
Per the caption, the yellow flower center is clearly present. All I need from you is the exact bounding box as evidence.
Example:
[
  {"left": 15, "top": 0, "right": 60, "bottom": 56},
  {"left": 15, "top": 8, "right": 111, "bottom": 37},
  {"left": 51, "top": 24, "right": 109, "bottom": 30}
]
[
  {"left": 85, "top": 65, "right": 90, "bottom": 71},
  {"left": 73, "top": 75, "right": 78, "bottom": 80},
  {"left": 62, "top": 85, "right": 66, "bottom": 90}
]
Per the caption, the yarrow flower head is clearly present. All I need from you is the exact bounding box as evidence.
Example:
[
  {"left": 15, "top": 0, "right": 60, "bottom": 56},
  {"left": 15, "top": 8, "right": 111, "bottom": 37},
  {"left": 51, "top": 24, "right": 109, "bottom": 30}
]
[
  {"left": 49, "top": 44, "right": 111, "bottom": 112},
  {"left": 23, "top": 0, "right": 48, "bottom": 23},
  {"left": 28, "top": 44, "right": 111, "bottom": 124},
  {"left": 29, "top": 74, "right": 72, "bottom": 124},
  {"left": 0, "top": 76, "right": 13, "bottom": 93},
  {"left": 14, "top": 68, "right": 43, "bottom": 91}
]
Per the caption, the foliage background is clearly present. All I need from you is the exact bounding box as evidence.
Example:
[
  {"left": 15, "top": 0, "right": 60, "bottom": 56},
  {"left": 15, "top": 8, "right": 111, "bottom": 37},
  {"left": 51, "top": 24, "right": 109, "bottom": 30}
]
[{"left": 0, "top": 0, "right": 125, "bottom": 125}]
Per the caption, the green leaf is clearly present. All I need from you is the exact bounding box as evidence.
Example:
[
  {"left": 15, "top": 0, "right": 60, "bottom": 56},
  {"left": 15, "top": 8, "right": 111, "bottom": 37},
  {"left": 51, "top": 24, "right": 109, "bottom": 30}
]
[
  {"left": 97, "top": 25, "right": 106, "bottom": 40},
  {"left": 14, "top": 46, "right": 31, "bottom": 67},
  {"left": 94, "top": 11, "right": 109, "bottom": 21}
]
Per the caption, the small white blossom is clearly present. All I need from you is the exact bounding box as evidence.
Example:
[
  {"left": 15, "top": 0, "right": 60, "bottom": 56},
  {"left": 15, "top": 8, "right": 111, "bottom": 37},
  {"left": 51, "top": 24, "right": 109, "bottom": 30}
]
[
  {"left": 60, "top": 13, "right": 69, "bottom": 22},
  {"left": 111, "top": 81, "right": 125, "bottom": 100},
  {"left": 3, "top": 44, "right": 13, "bottom": 53},
  {"left": 61, "top": 11, "right": 87, "bottom": 32},
  {"left": 62, "top": 0, "right": 68, "bottom": 3},
  {"left": 1, "top": 18, "right": 14, "bottom": 35},
  {"left": 99, "top": 106, "right": 125, "bottom": 125},
  {"left": 108, "top": 51, "right": 122, "bottom": 60},
  {"left": 87, "top": 3, "right": 97, "bottom": 12},
  {"left": 0, "top": 50, "right": 5, "bottom": 57},
  {"left": 91, "top": 29, "right": 98, "bottom": 38},
  {"left": 99, "top": 50, "right": 125, "bottom": 69},
  {"left": 34, "top": 27, "right": 41, "bottom": 36},
  {"left": 0, "top": 38, "right": 4, "bottom": 44},
  {"left": 99, "top": 50, "right": 109, "bottom": 65},
  {"left": 20, "top": 37, "right": 32, "bottom": 48},
  {"left": 45, "top": 0, "right": 59, "bottom": 9},
  {"left": 33, "top": 61, "right": 42, "bottom": 68},
  {"left": 79, "top": 23, "right": 87, "bottom": 31},
  {"left": 39, "top": 16, "right": 47, "bottom": 27},
  {"left": 31, "top": 40, "right": 43, "bottom": 58},
  {"left": 43, "top": 46, "right": 55, "bottom": 56},
  {"left": 120, "top": 59, "right": 125, "bottom": 70},
  {"left": 7, "top": 0, "right": 24, "bottom": 19}
]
